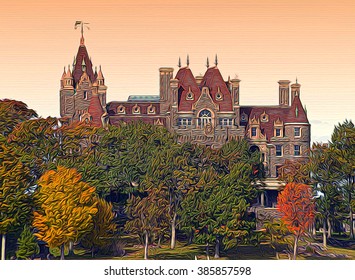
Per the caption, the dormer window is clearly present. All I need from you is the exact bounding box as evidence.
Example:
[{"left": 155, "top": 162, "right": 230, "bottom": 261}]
[
  {"left": 241, "top": 112, "right": 248, "bottom": 122},
  {"left": 215, "top": 87, "right": 223, "bottom": 101},
  {"left": 117, "top": 105, "right": 126, "bottom": 114},
  {"left": 133, "top": 104, "right": 140, "bottom": 114},
  {"left": 260, "top": 111, "right": 269, "bottom": 122},
  {"left": 147, "top": 104, "right": 156, "bottom": 114},
  {"left": 83, "top": 91, "right": 88, "bottom": 100},
  {"left": 186, "top": 92, "right": 194, "bottom": 100},
  {"left": 275, "top": 128, "right": 281, "bottom": 137},
  {"left": 186, "top": 87, "right": 194, "bottom": 100},
  {"left": 251, "top": 127, "right": 257, "bottom": 137}
]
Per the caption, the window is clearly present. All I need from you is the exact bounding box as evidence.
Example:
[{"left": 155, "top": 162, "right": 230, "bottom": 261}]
[
  {"left": 83, "top": 91, "right": 88, "bottom": 100},
  {"left": 216, "top": 92, "right": 223, "bottom": 100},
  {"left": 117, "top": 105, "right": 125, "bottom": 114},
  {"left": 251, "top": 127, "right": 257, "bottom": 137},
  {"left": 241, "top": 113, "right": 248, "bottom": 122},
  {"left": 219, "top": 118, "right": 233, "bottom": 127},
  {"left": 294, "top": 127, "right": 301, "bottom": 137},
  {"left": 186, "top": 92, "right": 194, "bottom": 100},
  {"left": 276, "top": 145, "right": 282, "bottom": 157},
  {"left": 178, "top": 118, "right": 192, "bottom": 126},
  {"left": 132, "top": 105, "right": 140, "bottom": 114},
  {"left": 147, "top": 105, "right": 156, "bottom": 114},
  {"left": 294, "top": 145, "right": 301, "bottom": 156},
  {"left": 198, "top": 109, "right": 212, "bottom": 128},
  {"left": 275, "top": 128, "right": 281, "bottom": 137}
]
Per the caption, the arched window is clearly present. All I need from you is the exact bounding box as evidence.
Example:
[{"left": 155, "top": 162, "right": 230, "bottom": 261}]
[{"left": 198, "top": 109, "right": 212, "bottom": 128}]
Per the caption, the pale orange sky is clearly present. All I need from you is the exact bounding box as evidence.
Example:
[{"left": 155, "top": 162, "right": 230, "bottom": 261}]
[{"left": 0, "top": 0, "right": 354, "bottom": 142}]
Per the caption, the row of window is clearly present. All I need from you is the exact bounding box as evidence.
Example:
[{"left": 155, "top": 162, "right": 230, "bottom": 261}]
[
  {"left": 117, "top": 105, "right": 156, "bottom": 115},
  {"left": 251, "top": 127, "right": 301, "bottom": 138},
  {"left": 275, "top": 144, "right": 301, "bottom": 156},
  {"left": 177, "top": 117, "right": 234, "bottom": 127}
]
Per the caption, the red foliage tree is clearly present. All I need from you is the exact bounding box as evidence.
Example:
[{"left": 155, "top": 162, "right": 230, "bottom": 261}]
[{"left": 277, "top": 183, "right": 315, "bottom": 259}]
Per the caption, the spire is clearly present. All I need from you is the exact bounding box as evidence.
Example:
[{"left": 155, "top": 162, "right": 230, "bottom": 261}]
[
  {"left": 296, "top": 77, "right": 298, "bottom": 84},
  {"left": 97, "top": 65, "right": 104, "bottom": 80},
  {"left": 66, "top": 65, "right": 72, "bottom": 78},
  {"left": 186, "top": 54, "right": 190, "bottom": 67},
  {"left": 215, "top": 54, "right": 218, "bottom": 66},
  {"left": 206, "top": 57, "right": 209, "bottom": 68},
  {"left": 94, "top": 66, "right": 97, "bottom": 75},
  {"left": 61, "top": 66, "right": 66, "bottom": 80},
  {"left": 178, "top": 57, "right": 181, "bottom": 68}
]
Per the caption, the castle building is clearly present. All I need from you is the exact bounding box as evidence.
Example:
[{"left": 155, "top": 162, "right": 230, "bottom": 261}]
[{"left": 60, "top": 34, "right": 310, "bottom": 208}]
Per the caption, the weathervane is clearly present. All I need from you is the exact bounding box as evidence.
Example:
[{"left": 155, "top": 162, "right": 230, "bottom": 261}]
[{"left": 75, "top": 21, "right": 90, "bottom": 45}]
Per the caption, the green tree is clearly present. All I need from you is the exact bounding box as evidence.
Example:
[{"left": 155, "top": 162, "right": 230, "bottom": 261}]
[
  {"left": 81, "top": 197, "right": 117, "bottom": 257},
  {"left": 0, "top": 99, "right": 37, "bottom": 137},
  {"left": 15, "top": 226, "right": 40, "bottom": 260},
  {"left": 309, "top": 143, "right": 344, "bottom": 247},
  {"left": 0, "top": 99, "right": 37, "bottom": 259},
  {"left": 125, "top": 192, "right": 166, "bottom": 259},
  {"left": 330, "top": 120, "right": 355, "bottom": 239},
  {"left": 0, "top": 150, "right": 33, "bottom": 260},
  {"left": 33, "top": 166, "right": 98, "bottom": 260}
]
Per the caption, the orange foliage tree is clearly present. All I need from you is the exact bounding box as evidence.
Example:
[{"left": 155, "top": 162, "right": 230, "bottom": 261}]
[
  {"left": 277, "top": 183, "right": 315, "bottom": 260},
  {"left": 33, "top": 166, "right": 98, "bottom": 260}
]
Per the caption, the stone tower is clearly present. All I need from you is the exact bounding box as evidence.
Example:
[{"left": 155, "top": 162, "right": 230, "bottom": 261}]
[{"left": 59, "top": 33, "right": 107, "bottom": 126}]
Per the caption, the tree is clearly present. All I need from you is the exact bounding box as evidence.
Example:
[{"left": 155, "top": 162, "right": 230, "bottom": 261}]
[
  {"left": 180, "top": 140, "right": 260, "bottom": 258},
  {"left": 264, "top": 219, "right": 292, "bottom": 259},
  {"left": 330, "top": 120, "right": 355, "bottom": 239},
  {"left": 33, "top": 166, "right": 98, "bottom": 260},
  {"left": 0, "top": 150, "right": 33, "bottom": 260},
  {"left": 0, "top": 99, "right": 37, "bottom": 137},
  {"left": 277, "top": 183, "right": 315, "bottom": 260},
  {"left": 15, "top": 226, "right": 40, "bottom": 260},
  {"left": 81, "top": 197, "right": 117, "bottom": 257},
  {"left": 309, "top": 143, "right": 344, "bottom": 247},
  {"left": 125, "top": 192, "right": 166, "bottom": 259},
  {"left": 0, "top": 99, "right": 37, "bottom": 260},
  {"left": 278, "top": 159, "right": 311, "bottom": 184}
]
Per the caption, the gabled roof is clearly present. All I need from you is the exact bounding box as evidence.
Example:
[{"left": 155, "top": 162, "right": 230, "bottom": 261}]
[
  {"left": 288, "top": 95, "right": 309, "bottom": 123},
  {"left": 200, "top": 67, "right": 232, "bottom": 111},
  {"left": 72, "top": 44, "right": 95, "bottom": 86},
  {"left": 175, "top": 67, "right": 201, "bottom": 111}
]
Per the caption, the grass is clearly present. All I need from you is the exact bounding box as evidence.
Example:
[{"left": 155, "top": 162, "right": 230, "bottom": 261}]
[{"left": 48, "top": 234, "right": 355, "bottom": 260}]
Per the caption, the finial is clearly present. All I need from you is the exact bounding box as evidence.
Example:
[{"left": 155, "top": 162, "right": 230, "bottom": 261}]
[
  {"left": 296, "top": 77, "right": 298, "bottom": 84},
  {"left": 68, "top": 64, "right": 70, "bottom": 71},
  {"left": 187, "top": 54, "right": 190, "bottom": 67},
  {"left": 178, "top": 57, "right": 181, "bottom": 68},
  {"left": 75, "top": 21, "right": 90, "bottom": 46},
  {"left": 206, "top": 57, "right": 209, "bottom": 68},
  {"left": 215, "top": 54, "right": 218, "bottom": 66},
  {"left": 95, "top": 66, "right": 97, "bottom": 74}
]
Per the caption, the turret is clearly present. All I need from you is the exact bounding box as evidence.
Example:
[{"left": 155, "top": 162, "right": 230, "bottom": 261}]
[{"left": 291, "top": 79, "right": 301, "bottom": 104}]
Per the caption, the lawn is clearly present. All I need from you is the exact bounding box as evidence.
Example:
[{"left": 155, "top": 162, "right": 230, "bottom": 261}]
[{"left": 52, "top": 234, "right": 355, "bottom": 260}]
